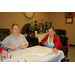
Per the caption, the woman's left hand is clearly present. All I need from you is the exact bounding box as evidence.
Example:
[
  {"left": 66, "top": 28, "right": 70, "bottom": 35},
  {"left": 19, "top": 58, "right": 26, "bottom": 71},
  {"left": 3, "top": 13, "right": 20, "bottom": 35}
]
[
  {"left": 18, "top": 45, "right": 24, "bottom": 49},
  {"left": 52, "top": 48, "right": 58, "bottom": 54}
]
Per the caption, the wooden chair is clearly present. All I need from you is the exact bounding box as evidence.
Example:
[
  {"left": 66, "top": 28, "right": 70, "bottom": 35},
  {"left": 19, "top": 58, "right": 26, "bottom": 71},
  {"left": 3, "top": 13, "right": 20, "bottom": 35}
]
[
  {"left": 26, "top": 30, "right": 40, "bottom": 47},
  {"left": 0, "top": 28, "right": 10, "bottom": 41}
]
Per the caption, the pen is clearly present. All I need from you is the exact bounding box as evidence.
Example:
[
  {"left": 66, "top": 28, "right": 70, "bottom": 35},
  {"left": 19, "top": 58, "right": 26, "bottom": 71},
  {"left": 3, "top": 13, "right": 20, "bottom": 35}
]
[
  {"left": 45, "top": 39, "right": 47, "bottom": 42},
  {"left": 24, "top": 59, "right": 27, "bottom": 62},
  {"left": 10, "top": 55, "right": 12, "bottom": 58}
]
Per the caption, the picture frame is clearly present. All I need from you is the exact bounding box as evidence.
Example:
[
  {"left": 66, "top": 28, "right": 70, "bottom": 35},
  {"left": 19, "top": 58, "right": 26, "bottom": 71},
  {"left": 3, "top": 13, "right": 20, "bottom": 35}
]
[
  {"left": 65, "top": 12, "right": 74, "bottom": 17},
  {"left": 66, "top": 17, "right": 73, "bottom": 24}
]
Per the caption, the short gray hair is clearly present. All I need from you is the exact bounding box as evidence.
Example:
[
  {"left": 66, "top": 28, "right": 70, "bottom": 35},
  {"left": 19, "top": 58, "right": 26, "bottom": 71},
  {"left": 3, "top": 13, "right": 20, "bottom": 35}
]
[{"left": 11, "top": 23, "right": 19, "bottom": 29}]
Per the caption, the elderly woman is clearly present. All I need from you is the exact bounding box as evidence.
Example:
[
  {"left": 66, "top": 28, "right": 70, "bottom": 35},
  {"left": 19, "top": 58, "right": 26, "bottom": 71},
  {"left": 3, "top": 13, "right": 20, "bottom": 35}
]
[
  {"left": 2, "top": 23, "right": 29, "bottom": 52},
  {"left": 41, "top": 27, "right": 62, "bottom": 54}
]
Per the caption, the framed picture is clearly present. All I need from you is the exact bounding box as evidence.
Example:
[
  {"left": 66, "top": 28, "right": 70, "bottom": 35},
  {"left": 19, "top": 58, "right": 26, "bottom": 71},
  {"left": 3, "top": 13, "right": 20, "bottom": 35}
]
[
  {"left": 65, "top": 12, "right": 74, "bottom": 17},
  {"left": 66, "top": 17, "right": 73, "bottom": 24}
]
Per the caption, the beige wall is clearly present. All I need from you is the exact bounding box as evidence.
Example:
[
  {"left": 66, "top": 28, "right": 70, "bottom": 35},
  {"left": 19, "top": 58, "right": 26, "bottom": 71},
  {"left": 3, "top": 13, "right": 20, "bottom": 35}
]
[
  {"left": 0, "top": 12, "right": 50, "bottom": 32},
  {"left": 50, "top": 12, "right": 75, "bottom": 45},
  {"left": 0, "top": 12, "right": 75, "bottom": 45}
]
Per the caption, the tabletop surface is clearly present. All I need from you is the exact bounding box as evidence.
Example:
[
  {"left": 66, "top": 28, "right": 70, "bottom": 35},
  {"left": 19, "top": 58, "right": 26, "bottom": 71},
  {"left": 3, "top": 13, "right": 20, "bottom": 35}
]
[
  {"left": 2, "top": 46, "right": 64, "bottom": 62},
  {"left": 35, "top": 33, "right": 48, "bottom": 36}
]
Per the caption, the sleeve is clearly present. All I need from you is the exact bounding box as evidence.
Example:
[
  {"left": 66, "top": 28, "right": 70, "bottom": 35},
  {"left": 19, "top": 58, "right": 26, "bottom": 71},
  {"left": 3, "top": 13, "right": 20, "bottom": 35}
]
[
  {"left": 53, "top": 35, "right": 61, "bottom": 49},
  {"left": 2, "top": 36, "right": 10, "bottom": 45}
]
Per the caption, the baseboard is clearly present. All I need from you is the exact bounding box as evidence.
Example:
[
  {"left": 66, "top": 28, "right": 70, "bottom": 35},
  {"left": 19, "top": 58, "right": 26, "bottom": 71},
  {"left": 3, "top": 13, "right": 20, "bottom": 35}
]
[{"left": 70, "top": 44, "right": 75, "bottom": 46}]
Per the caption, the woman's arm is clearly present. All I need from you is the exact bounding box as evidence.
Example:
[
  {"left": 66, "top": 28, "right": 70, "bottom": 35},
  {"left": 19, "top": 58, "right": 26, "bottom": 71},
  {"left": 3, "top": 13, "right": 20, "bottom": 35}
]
[
  {"left": 7, "top": 45, "right": 16, "bottom": 50},
  {"left": 53, "top": 35, "right": 62, "bottom": 49},
  {"left": 18, "top": 44, "right": 29, "bottom": 49},
  {"left": 24, "top": 44, "right": 29, "bottom": 48}
]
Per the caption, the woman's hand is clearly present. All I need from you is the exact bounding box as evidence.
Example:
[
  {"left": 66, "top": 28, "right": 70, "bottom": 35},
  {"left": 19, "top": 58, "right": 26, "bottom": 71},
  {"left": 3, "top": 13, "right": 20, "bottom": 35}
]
[
  {"left": 52, "top": 48, "right": 58, "bottom": 54},
  {"left": 18, "top": 45, "right": 24, "bottom": 49},
  {"left": 7, "top": 45, "right": 16, "bottom": 50},
  {"left": 18, "top": 44, "right": 29, "bottom": 49},
  {"left": 44, "top": 41, "right": 48, "bottom": 45}
]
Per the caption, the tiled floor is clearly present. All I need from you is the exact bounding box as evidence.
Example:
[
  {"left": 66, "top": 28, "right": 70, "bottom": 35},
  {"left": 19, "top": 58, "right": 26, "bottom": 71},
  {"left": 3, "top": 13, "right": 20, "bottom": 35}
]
[{"left": 67, "top": 46, "right": 75, "bottom": 62}]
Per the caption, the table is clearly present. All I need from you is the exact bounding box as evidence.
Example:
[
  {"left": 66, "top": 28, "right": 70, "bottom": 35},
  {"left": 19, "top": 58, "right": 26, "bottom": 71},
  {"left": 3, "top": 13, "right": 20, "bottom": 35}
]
[
  {"left": 24, "top": 33, "right": 48, "bottom": 42},
  {"left": 35, "top": 33, "right": 48, "bottom": 42},
  {"left": 1, "top": 46, "right": 64, "bottom": 62}
]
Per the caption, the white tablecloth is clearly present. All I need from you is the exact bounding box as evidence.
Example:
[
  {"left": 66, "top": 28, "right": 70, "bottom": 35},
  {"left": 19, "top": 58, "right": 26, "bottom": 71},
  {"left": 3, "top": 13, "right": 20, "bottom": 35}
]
[
  {"left": 24, "top": 33, "right": 48, "bottom": 42},
  {"left": 2, "top": 46, "right": 64, "bottom": 62}
]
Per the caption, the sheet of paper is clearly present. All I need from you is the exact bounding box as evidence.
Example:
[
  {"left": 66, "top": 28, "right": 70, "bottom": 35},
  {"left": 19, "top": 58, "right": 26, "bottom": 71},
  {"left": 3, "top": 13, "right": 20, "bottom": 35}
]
[{"left": 32, "top": 51, "right": 55, "bottom": 57}]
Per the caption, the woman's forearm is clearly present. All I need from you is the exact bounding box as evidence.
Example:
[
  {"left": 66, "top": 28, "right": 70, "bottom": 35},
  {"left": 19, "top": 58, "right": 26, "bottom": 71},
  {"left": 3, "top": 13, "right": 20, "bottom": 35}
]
[{"left": 24, "top": 44, "right": 29, "bottom": 48}]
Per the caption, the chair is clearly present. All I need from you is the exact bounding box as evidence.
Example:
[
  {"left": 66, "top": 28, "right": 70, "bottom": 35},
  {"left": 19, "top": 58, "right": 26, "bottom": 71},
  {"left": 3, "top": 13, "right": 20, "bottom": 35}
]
[
  {"left": 58, "top": 30, "right": 69, "bottom": 62},
  {"left": 54, "top": 29, "right": 60, "bottom": 35},
  {"left": 0, "top": 28, "right": 10, "bottom": 41},
  {"left": 26, "top": 30, "right": 40, "bottom": 47}
]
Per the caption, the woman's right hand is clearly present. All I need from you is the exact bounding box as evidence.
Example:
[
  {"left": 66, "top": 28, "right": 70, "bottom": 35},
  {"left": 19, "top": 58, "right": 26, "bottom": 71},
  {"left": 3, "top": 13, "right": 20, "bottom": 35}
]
[
  {"left": 44, "top": 41, "right": 48, "bottom": 45},
  {"left": 7, "top": 45, "right": 16, "bottom": 50}
]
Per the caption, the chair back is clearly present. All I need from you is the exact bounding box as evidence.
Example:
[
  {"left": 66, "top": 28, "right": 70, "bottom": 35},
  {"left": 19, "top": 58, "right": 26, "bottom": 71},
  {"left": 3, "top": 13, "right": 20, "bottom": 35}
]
[
  {"left": 58, "top": 30, "right": 68, "bottom": 46},
  {"left": 27, "top": 30, "right": 35, "bottom": 38},
  {"left": 26, "top": 30, "right": 39, "bottom": 47},
  {"left": 59, "top": 30, "right": 66, "bottom": 35},
  {"left": 0, "top": 28, "right": 10, "bottom": 41},
  {"left": 59, "top": 36, "right": 68, "bottom": 47}
]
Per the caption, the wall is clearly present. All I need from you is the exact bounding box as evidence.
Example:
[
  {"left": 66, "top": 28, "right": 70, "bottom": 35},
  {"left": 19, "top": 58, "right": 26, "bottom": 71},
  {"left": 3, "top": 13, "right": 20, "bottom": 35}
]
[
  {"left": 0, "top": 12, "right": 50, "bottom": 32},
  {"left": 50, "top": 12, "right": 75, "bottom": 45},
  {"left": 1, "top": 12, "right": 75, "bottom": 45}
]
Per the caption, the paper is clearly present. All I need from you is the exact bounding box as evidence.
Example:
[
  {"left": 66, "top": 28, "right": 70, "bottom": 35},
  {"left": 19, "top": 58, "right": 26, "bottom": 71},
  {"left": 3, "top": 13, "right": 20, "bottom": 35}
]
[{"left": 32, "top": 51, "right": 54, "bottom": 57}]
